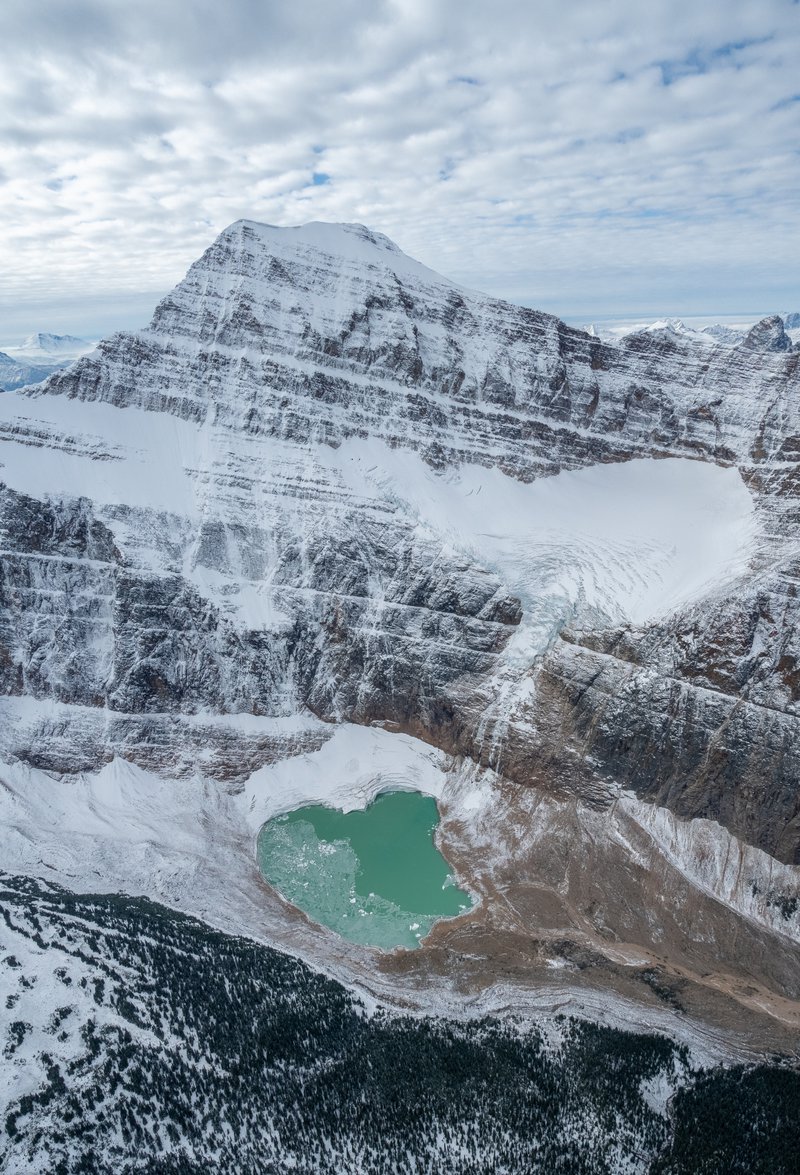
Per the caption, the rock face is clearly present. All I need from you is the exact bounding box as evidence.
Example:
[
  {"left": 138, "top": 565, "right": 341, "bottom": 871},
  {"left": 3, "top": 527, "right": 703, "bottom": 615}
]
[
  {"left": 741, "top": 314, "right": 793, "bottom": 353},
  {"left": 0, "top": 218, "right": 799, "bottom": 876}
]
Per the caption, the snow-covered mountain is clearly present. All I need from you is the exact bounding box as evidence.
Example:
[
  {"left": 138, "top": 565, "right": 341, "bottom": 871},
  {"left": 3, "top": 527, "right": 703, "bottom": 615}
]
[
  {"left": 1, "top": 220, "right": 799, "bottom": 1064},
  {"left": 585, "top": 316, "right": 745, "bottom": 344},
  {"left": 589, "top": 312, "right": 799, "bottom": 350},
  {"left": 0, "top": 332, "right": 96, "bottom": 391},
  {"left": 9, "top": 331, "right": 95, "bottom": 361}
]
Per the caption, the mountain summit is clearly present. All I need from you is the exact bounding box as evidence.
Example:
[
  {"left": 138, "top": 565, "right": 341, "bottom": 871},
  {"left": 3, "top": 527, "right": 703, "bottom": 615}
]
[{"left": 17, "top": 331, "right": 94, "bottom": 358}]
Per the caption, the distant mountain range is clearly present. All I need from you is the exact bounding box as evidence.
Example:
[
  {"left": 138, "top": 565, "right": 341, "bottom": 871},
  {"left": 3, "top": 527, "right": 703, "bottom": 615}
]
[
  {"left": 0, "top": 332, "right": 95, "bottom": 391},
  {"left": 586, "top": 313, "right": 800, "bottom": 349}
]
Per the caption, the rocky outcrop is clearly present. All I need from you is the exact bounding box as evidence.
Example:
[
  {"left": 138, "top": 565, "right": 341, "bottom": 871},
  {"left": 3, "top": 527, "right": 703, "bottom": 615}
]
[{"left": 742, "top": 314, "right": 793, "bottom": 352}]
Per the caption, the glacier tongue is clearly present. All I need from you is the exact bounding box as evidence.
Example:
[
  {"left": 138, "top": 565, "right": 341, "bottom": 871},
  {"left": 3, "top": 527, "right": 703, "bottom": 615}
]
[{"left": 319, "top": 439, "right": 755, "bottom": 631}]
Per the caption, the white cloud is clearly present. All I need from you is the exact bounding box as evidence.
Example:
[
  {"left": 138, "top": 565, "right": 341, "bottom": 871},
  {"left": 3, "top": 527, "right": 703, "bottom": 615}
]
[{"left": 0, "top": 0, "right": 799, "bottom": 339}]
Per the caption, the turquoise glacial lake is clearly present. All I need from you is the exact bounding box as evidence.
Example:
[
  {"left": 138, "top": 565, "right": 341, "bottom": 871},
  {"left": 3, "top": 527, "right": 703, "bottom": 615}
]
[{"left": 256, "top": 790, "right": 472, "bottom": 950}]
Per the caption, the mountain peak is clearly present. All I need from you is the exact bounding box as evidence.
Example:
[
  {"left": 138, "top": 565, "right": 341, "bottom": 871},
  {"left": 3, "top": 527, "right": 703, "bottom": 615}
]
[
  {"left": 22, "top": 331, "right": 86, "bottom": 350},
  {"left": 199, "top": 217, "right": 451, "bottom": 291},
  {"left": 741, "top": 314, "right": 793, "bottom": 352},
  {"left": 12, "top": 332, "right": 94, "bottom": 361},
  {"left": 140, "top": 216, "right": 464, "bottom": 357},
  {"left": 227, "top": 218, "right": 404, "bottom": 256},
  {"left": 222, "top": 218, "right": 404, "bottom": 257}
]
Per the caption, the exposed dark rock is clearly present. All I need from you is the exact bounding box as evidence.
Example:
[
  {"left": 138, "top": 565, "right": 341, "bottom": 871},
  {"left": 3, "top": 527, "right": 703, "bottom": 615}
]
[{"left": 742, "top": 314, "right": 793, "bottom": 352}]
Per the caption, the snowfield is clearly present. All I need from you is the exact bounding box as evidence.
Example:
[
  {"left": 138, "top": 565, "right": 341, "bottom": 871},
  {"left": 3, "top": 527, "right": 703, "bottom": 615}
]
[
  {"left": 0, "top": 388, "right": 756, "bottom": 650},
  {"left": 320, "top": 437, "right": 756, "bottom": 641}
]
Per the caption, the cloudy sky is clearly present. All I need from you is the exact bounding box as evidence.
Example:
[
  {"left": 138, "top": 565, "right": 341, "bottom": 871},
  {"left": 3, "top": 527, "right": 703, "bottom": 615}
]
[{"left": 1, "top": 0, "right": 799, "bottom": 341}]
